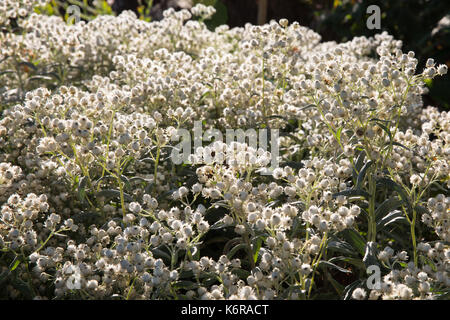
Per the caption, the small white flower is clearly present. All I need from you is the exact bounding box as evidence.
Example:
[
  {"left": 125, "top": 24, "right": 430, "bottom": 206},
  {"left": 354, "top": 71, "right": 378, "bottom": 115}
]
[{"left": 352, "top": 288, "right": 367, "bottom": 300}]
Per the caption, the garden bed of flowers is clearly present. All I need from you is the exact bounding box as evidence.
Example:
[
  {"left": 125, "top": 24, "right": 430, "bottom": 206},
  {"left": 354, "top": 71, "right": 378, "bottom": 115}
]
[{"left": 0, "top": 1, "right": 449, "bottom": 300}]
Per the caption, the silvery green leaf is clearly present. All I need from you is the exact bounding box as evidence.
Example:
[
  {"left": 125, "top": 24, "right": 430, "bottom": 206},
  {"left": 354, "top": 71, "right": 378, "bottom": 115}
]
[
  {"left": 377, "top": 210, "right": 407, "bottom": 230},
  {"left": 363, "top": 241, "right": 379, "bottom": 269}
]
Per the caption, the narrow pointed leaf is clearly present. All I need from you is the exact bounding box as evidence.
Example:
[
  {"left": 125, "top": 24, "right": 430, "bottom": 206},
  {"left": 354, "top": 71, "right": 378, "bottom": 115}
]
[
  {"left": 356, "top": 160, "right": 373, "bottom": 189},
  {"left": 363, "top": 242, "right": 379, "bottom": 268},
  {"left": 333, "top": 188, "right": 370, "bottom": 199},
  {"left": 319, "top": 260, "right": 352, "bottom": 274},
  {"left": 375, "top": 197, "right": 403, "bottom": 221},
  {"left": 327, "top": 240, "right": 357, "bottom": 256}
]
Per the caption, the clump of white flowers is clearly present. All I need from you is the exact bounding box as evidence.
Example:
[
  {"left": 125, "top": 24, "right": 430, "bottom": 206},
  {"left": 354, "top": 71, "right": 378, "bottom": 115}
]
[{"left": 0, "top": 4, "right": 448, "bottom": 300}]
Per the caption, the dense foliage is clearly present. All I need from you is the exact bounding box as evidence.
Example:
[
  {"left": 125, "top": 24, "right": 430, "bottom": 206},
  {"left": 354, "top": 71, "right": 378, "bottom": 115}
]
[{"left": 0, "top": 2, "right": 449, "bottom": 300}]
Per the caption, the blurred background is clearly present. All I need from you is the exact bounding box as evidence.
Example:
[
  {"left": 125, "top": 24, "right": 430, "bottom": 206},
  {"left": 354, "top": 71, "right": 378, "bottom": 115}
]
[{"left": 40, "top": 0, "right": 450, "bottom": 110}]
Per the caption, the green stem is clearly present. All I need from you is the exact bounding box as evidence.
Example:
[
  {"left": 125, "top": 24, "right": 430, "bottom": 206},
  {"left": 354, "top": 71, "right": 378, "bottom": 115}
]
[
  {"left": 244, "top": 232, "right": 256, "bottom": 270},
  {"left": 98, "top": 110, "right": 116, "bottom": 192},
  {"left": 153, "top": 146, "right": 160, "bottom": 191},
  {"left": 411, "top": 208, "right": 418, "bottom": 266},
  {"left": 34, "top": 230, "right": 55, "bottom": 253},
  {"left": 126, "top": 277, "right": 136, "bottom": 300}
]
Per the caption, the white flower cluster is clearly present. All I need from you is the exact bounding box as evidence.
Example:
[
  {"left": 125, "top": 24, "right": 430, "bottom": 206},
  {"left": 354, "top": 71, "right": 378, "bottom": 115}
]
[
  {"left": 0, "top": 4, "right": 448, "bottom": 300},
  {"left": 190, "top": 3, "right": 216, "bottom": 20},
  {"left": 0, "top": 0, "right": 49, "bottom": 26}
]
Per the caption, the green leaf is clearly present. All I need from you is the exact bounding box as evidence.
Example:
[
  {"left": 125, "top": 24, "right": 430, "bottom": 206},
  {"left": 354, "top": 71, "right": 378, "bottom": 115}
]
[
  {"left": 71, "top": 211, "right": 100, "bottom": 224},
  {"left": 41, "top": 72, "right": 61, "bottom": 82},
  {"left": 12, "top": 278, "right": 33, "bottom": 299},
  {"left": 376, "top": 177, "right": 411, "bottom": 210},
  {"left": 119, "top": 175, "right": 131, "bottom": 190},
  {"left": 391, "top": 141, "right": 410, "bottom": 151},
  {"left": 9, "top": 256, "right": 21, "bottom": 271},
  {"left": 327, "top": 239, "right": 357, "bottom": 256},
  {"left": 376, "top": 210, "right": 407, "bottom": 231},
  {"left": 375, "top": 197, "right": 403, "bottom": 221},
  {"left": 151, "top": 247, "right": 171, "bottom": 264},
  {"left": 354, "top": 150, "right": 366, "bottom": 171},
  {"left": 172, "top": 281, "right": 198, "bottom": 290},
  {"left": 96, "top": 189, "right": 133, "bottom": 202},
  {"left": 138, "top": 157, "right": 155, "bottom": 164},
  {"left": 342, "top": 279, "right": 364, "bottom": 300},
  {"left": 18, "top": 61, "right": 37, "bottom": 71},
  {"left": 371, "top": 120, "right": 392, "bottom": 141},
  {"left": 356, "top": 160, "right": 373, "bottom": 189},
  {"left": 430, "top": 182, "right": 449, "bottom": 193},
  {"left": 0, "top": 56, "right": 10, "bottom": 64},
  {"left": 326, "top": 273, "right": 344, "bottom": 296},
  {"left": 0, "top": 270, "right": 11, "bottom": 285},
  {"left": 369, "top": 118, "right": 391, "bottom": 125},
  {"left": 329, "top": 256, "right": 365, "bottom": 270},
  {"left": 190, "top": 245, "right": 200, "bottom": 261},
  {"left": 171, "top": 249, "right": 179, "bottom": 268},
  {"left": 199, "top": 90, "right": 212, "bottom": 103},
  {"left": 265, "top": 115, "right": 288, "bottom": 121},
  {"left": 227, "top": 243, "right": 248, "bottom": 260},
  {"left": 0, "top": 70, "right": 15, "bottom": 76},
  {"left": 279, "top": 161, "right": 304, "bottom": 169},
  {"left": 231, "top": 268, "right": 250, "bottom": 279},
  {"left": 414, "top": 205, "right": 429, "bottom": 215},
  {"left": 319, "top": 260, "right": 352, "bottom": 274},
  {"left": 299, "top": 104, "right": 316, "bottom": 111},
  {"left": 210, "top": 221, "right": 230, "bottom": 230},
  {"left": 352, "top": 150, "right": 366, "bottom": 182},
  {"left": 209, "top": 200, "right": 231, "bottom": 210},
  {"left": 120, "top": 156, "right": 135, "bottom": 173},
  {"left": 157, "top": 187, "right": 178, "bottom": 202},
  {"left": 128, "top": 176, "right": 152, "bottom": 184},
  {"left": 77, "top": 176, "right": 88, "bottom": 204},
  {"left": 199, "top": 272, "right": 219, "bottom": 287},
  {"left": 434, "top": 289, "right": 450, "bottom": 300},
  {"left": 340, "top": 229, "right": 366, "bottom": 256},
  {"left": 28, "top": 75, "right": 53, "bottom": 82},
  {"left": 336, "top": 127, "right": 343, "bottom": 144},
  {"left": 333, "top": 188, "right": 370, "bottom": 199},
  {"left": 253, "top": 237, "right": 263, "bottom": 263},
  {"left": 178, "top": 270, "right": 194, "bottom": 279}
]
